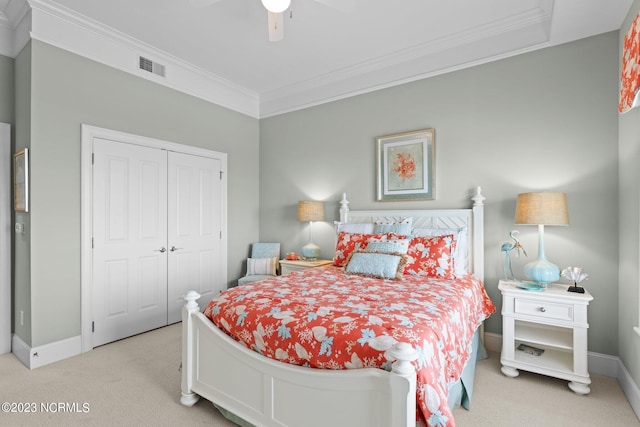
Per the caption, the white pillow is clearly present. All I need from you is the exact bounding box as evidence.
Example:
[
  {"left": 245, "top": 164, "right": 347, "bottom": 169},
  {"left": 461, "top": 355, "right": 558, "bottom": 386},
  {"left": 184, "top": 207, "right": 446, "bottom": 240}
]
[
  {"left": 334, "top": 221, "right": 375, "bottom": 235},
  {"left": 246, "top": 257, "right": 278, "bottom": 276},
  {"left": 412, "top": 227, "right": 468, "bottom": 277}
]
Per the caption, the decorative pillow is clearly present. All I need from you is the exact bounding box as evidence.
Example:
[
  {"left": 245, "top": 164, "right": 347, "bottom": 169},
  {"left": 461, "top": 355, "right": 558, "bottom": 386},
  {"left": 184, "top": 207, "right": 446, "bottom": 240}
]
[
  {"left": 365, "top": 239, "right": 410, "bottom": 255},
  {"left": 344, "top": 251, "right": 407, "bottom": 280},
  {"left": 373, "top": 217, "right": 413, "bottom": 236},
  {"left": 246, "top": 257, "right": 278, "bottom": 276},
  {"left": 333, "top": 232, "right": 387, "bottom": 267},
  {"left": 412, "top": 227, "right": 468, "bottom": 276},
  {"left": 404, "top": 235, "right": 455, "bottom": 279},
  {"left": 333, "top": 221, "right": 375, "bottom": 235}
]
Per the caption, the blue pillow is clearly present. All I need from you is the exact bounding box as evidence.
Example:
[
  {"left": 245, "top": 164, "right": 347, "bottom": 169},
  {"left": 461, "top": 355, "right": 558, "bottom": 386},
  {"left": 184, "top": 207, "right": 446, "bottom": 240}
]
[
  {"left": 344, "top": 252, "right": 407, "bottom": 280},
  {"left": 365, "top": 239, "right": 410, "bottom": 254}
]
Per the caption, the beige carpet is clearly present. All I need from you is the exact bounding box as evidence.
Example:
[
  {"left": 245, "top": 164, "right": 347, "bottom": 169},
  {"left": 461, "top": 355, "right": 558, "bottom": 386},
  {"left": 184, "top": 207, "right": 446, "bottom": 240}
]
[{"left": 0, "top": 323, "right": 637, "bottom": 427}]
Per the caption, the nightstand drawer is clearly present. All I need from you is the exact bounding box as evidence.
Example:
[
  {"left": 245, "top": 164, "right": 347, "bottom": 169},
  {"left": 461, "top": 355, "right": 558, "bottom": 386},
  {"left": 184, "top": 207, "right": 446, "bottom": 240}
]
[{"left": 514, "top": 298, "right": 573, "bottom": 321}]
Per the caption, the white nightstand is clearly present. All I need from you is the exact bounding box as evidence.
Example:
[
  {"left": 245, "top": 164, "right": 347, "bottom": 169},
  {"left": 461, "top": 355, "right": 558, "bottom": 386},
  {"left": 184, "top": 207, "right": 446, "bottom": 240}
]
[
  {"left": 499, "top": 280, "right": 593, "bottom": 394},
  {"left": 279, "top": 259, "right": 332, "bottom": 275}
]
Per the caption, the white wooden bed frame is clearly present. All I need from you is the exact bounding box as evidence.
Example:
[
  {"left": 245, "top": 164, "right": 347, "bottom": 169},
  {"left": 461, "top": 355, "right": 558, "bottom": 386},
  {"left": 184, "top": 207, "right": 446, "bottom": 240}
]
[{"left": 181, "top": 188, "right": 486, "bottom": 427}]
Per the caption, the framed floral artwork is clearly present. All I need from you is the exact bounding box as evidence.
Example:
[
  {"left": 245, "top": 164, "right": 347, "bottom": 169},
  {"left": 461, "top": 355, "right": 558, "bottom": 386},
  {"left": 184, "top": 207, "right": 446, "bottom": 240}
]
[{"left": 376, "top": 128, "right": 435, "bottom": 201}]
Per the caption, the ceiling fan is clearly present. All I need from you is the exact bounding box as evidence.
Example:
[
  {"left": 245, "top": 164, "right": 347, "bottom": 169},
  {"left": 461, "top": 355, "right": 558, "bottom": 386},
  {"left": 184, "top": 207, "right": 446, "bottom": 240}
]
[{"left": 191, "top": 0, "right": 354, "bottom": 42}]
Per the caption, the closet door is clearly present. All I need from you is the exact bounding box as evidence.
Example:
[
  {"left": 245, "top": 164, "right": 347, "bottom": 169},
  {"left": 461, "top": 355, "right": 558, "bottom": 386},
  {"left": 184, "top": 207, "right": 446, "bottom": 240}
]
[
  {"left": 92, "top": 138, "right": 168, "bottom": 347},
  {"left": 167, "top": 152, "right": 223, "bottom": 323},
  {"left": 0, "top": 123, "right": 10, "bottom": 354}
]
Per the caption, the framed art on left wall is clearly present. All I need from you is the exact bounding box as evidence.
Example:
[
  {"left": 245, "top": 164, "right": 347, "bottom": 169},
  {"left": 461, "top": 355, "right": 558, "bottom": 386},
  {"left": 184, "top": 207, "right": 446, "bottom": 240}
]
[
  {"left": 376, "top": 128, "right": 435, "bottom": 201},
  {"left": 14, "top": 148, "right": 28, "bottom": 212}
]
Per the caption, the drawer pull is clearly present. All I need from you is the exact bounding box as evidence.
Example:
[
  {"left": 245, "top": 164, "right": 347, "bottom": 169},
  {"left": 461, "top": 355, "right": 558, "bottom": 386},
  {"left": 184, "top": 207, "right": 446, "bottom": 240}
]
[{"left": 539, "top": 307, "right": 546, "bottom": 312}]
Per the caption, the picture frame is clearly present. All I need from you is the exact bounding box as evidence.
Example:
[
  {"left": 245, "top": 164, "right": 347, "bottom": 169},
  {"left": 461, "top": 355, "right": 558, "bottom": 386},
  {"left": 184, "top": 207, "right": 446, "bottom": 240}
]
[
  {"left": 14, "top": 148, "right": 29, "bottom": 212},
  {"left": 376, "top": 128, "right": 435, "bottom": 201}
]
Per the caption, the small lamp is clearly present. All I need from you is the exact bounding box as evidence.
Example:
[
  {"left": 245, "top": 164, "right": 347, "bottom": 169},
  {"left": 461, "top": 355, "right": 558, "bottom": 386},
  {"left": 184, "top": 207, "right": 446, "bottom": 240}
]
[
  {"left": 297, "top": 200, "right": 324, "bottom": 260},
  {"left": 514, "top": 192, "right": 569, "bottom": 287}
]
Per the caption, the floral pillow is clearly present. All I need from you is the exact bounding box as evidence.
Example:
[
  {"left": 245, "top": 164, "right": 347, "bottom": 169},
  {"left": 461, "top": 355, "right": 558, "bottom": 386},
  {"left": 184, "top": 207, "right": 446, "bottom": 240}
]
[
  {"left": 404, "top": 235, "right": 456, "bottom": 278},
  {"left": 333, "top": 232, "right": 388, "bottom": 267}
]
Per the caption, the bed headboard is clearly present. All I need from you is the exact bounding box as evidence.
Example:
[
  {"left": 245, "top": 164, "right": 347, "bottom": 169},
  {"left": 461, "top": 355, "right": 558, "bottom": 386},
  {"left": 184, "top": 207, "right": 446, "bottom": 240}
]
[{"left": 339, "top": 187, "right": 486, "bottom": 281}]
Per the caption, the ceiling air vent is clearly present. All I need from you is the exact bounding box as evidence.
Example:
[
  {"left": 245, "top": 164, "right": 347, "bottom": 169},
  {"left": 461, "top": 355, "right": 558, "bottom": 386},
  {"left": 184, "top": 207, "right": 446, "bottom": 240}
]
[{"left": 138, "top": 56, "right": 165, "bottom": 77}]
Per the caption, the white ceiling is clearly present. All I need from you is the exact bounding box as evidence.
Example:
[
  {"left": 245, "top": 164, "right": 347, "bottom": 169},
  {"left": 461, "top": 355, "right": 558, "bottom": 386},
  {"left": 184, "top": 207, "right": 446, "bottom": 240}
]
[{"left": 0, "top": 0, "right": 634, "bottom": 117}]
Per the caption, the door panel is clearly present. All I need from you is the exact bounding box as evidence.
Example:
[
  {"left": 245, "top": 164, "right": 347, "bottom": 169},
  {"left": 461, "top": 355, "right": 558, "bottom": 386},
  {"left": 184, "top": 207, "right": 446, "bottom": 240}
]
[
  {"left": 92, "top": 138, "right": 168, "bottom": 346},
  {"left": 167, "top": 152, "right": 223, "bottom": 323}
]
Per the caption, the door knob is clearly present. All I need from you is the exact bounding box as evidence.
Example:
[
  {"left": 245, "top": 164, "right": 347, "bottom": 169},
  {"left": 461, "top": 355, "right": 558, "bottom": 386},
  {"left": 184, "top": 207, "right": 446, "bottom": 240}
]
[
  {"left": 155, "top": 247, "right": 167, "bottom": 253},
  {"left": 170, "top": 246, "right": 183, "bottom": 252}
]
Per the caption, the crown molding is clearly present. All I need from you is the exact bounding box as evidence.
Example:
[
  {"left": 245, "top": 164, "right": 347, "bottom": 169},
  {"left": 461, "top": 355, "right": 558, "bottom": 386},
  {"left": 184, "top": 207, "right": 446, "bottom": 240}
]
[
  {"left": 1, "top": 0, "right": 631, "bottom": 118},
  {"left": 0, "top": 0, "right": 31, "bottom": 57},
  {"left": 258, "top": 5, "right": 553, "bottom": 117},
  {"left": 26, "top": 0, "right": 260, "bottom": 118}
]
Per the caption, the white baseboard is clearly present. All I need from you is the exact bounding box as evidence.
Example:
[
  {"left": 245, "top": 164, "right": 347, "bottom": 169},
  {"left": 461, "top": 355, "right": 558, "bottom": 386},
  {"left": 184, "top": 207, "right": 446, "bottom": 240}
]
[
  {"left": 483, "top": 331, "right": 640, "bottom": 421},
  {"left": 12, "top": 334, "right": 82, "bottom": 369},
  {"left": 618, "top": 357, "right": 640, "bottom": 422}
]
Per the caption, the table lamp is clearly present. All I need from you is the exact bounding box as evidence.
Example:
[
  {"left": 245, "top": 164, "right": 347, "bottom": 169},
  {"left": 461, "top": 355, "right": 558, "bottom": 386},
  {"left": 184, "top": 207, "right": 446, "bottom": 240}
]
[
  {"left": 514, "top": 192, "right": 569, "bottom": 287},
  {"left": 297, "top": 200, "right": 324, "bottom": 260}
]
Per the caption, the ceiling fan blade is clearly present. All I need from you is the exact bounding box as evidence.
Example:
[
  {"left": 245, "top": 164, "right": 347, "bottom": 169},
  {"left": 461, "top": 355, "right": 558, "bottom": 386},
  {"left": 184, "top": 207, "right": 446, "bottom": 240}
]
[
  {"left": 267, "top": 11, "right": 284, "bottom": 42},
  {"left": 313, "top": 0, "right": 355, "bottom": 13},
  {"left": 189, "top": 0, "right": 223, "bottom": 8}
]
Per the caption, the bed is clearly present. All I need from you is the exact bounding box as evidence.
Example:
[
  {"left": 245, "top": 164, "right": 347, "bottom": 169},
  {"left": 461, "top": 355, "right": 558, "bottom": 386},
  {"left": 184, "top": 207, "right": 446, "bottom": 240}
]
[{"left": 180, "top": 188, "right": 495, "bottom": 427}]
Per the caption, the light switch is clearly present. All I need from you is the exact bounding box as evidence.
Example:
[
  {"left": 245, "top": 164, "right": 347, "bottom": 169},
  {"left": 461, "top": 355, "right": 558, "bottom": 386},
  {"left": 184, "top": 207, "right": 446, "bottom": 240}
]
[{"left": 15, "top": 223, "right": 24, "bottom": 233}]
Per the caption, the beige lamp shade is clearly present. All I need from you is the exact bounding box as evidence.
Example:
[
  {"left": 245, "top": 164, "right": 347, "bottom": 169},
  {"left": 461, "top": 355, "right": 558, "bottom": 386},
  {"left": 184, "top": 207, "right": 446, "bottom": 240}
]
[
  {"left": 514, "top": 192, "right": 569, "bottom": 226},
  {"left": 297, "top": 201, "right": 325, "bottom": 222}
]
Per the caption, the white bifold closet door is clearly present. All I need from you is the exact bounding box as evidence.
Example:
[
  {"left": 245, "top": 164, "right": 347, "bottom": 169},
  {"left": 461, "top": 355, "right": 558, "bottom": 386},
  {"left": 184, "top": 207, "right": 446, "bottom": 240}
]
[
  {"left": 167, "top": 151, "right": 222, "bottom": 323},
  {"left": 92, "top": 138, "right": 222, "bottom": 347}
]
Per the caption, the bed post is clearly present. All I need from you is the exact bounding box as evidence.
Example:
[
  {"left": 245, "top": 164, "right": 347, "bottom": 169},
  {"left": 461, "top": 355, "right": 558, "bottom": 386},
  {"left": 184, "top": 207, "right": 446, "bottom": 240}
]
[
  {"left": 180, "top": 290, "right": 201, "bottom": 407},
  {"left": 339, "top": 192, "right": 350, "bottom": 222},
  {"left": 471, "top": 186, "right": 485, "bottom": 282},
  {"left": 387, "top": 342, "right": 419, "bottom": 427}
]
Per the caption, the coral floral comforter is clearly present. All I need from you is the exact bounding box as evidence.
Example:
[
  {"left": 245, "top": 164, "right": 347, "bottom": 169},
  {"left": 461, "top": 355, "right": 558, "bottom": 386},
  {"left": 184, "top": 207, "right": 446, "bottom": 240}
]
[{"left": 204, "top": 266, "right": 495, "bottom": 427}]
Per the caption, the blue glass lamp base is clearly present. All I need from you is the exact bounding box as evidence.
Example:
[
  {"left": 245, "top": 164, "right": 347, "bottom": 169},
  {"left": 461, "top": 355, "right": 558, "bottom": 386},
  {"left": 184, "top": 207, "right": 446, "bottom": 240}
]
[
  {"left": 301, "top": 243, "right": 320, "bottom": 260},
  {"left": 523, "top": 258, "right": 560, "bottom": 286}
]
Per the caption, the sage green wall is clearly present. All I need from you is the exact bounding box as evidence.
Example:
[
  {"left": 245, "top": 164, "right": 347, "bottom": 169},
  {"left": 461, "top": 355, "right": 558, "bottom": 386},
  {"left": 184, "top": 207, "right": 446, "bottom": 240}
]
[
  {"left": 0, "top": 54, "right": 14, "bottom": 123},
  {"left": 260, "top": 32, "right": 620, "bottom": 356},
  {"left": 619, "top": 0, "right": 640, "bottom": 393},
  {"left": 13, "top": 43, "right": 31, "bottom": 344},
  {"left": 17, "top": 40, "right": 259, "bottom": 347}
]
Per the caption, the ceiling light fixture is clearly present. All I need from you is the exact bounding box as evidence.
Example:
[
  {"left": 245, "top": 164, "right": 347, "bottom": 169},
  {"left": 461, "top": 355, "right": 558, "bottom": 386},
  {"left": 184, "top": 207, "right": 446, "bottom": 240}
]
[{"left": 261, "top": 0, "right": 291, "bottom": 13}]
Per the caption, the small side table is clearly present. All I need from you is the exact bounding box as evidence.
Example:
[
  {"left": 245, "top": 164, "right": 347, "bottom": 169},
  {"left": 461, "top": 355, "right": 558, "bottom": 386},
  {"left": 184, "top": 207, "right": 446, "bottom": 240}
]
[
  {"left": 280, "top": 259, "right": 332, "bottom": 275},
  {"left": 499, "top": 280, "right": 593, "bottom": 394}
]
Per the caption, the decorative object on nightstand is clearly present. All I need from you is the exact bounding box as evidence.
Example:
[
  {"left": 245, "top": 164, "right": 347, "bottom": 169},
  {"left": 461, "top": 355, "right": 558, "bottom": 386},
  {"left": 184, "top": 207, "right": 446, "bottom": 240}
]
[
  {"left": 499, "top": 280, "right": 593, "bottom": 394},
  {"left": 562, "top": 266, "right": 588, "bottom": 294},
  {"left": 297, "top": 200, "right": 324, "bottom": 260},
  {"left": 514, "top": 192, "right": 569, "bottom": 287},
  {"left": 500, "top": 230, "right": 526, "bottom": 281}
]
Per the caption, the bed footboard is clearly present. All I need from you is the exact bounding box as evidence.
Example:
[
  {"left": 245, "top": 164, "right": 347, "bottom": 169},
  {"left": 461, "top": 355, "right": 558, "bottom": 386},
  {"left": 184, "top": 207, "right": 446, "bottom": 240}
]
[{"left": 181, "top": 291, "right": 419, "bottom": 427}]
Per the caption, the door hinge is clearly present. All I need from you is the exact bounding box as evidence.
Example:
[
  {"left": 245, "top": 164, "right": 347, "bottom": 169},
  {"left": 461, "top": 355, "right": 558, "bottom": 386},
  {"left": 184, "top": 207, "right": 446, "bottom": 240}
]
[
  {"left": 92, "top": 321, "right": 95, "bottom": 333},
  {"left": 92, "top": 153, "right": 95, "bottom": 165},
  {"left": 220, "top": 231, "right": 222, "bottom": 239},
  {"left": 219, "top": 171, "right": 223, "bottom": 180},
  {"left": 91, "top": 238, "right": 94, "bottom": 249}
]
